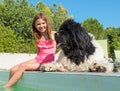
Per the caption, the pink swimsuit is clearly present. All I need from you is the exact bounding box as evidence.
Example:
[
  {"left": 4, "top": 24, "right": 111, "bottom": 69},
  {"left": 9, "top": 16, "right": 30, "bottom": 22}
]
[{"left": 35, "top": 39, "right": 56, "bottom": 64}]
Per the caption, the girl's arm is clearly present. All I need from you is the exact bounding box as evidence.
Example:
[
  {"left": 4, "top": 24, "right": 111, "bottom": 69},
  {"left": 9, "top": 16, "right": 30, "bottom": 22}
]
[{"left": 51, "top": 31, "right": 56, "bottom": 44}]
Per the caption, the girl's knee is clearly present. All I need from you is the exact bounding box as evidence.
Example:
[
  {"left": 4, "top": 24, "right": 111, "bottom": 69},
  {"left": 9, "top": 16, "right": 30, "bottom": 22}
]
[
  {"left": 10, "top": 67, "right": 17, "bottom": 74},
  {"left": 10, "top": 64, "right": 20, "bottom": 73}
]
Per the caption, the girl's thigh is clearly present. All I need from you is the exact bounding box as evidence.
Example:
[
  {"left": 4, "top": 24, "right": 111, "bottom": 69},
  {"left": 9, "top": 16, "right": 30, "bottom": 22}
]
[
  {"left": 11, "top": 59, "right": 40, "bottom": 72},
  {"left": 20, "top": 59, "right": 41, "bottom": 71}
]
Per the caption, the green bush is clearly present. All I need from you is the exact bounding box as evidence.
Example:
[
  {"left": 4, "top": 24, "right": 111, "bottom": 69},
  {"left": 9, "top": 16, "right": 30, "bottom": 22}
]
[{"left": 0, "top": 26, "right": 36, "bottom": 53}]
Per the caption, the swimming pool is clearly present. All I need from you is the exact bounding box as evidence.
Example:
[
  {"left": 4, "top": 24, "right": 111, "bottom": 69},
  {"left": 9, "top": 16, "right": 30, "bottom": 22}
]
[{"left": 1, "top": 70, "right": 120, "bottom": 91}]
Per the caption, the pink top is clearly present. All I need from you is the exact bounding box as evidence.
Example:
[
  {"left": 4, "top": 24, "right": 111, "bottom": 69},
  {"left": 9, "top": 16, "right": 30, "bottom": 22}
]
[{"left": 35, "top": 39, "right": 56, "bottom": 64}]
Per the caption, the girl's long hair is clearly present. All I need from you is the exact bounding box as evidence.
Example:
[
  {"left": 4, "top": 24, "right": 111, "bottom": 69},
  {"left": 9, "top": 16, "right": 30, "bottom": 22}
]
[{"left": 32, "top": 12, "right": 53, "bottom": 43}]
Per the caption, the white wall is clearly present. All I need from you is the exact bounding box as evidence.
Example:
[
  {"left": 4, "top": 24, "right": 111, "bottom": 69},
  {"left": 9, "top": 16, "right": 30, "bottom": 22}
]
[{"left": 0, "top": 53, "right": 36, "bottom": 70}]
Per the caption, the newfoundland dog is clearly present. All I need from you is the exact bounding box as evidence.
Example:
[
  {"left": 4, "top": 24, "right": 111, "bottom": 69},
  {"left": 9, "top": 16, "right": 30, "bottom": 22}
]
[{"left": 40, "top": 19, "right": 117, "bottom": 73}]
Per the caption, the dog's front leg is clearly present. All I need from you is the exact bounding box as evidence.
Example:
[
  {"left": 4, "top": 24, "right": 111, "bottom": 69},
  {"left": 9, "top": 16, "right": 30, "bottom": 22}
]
[
  {"left": 40, "top": 62, "right": 68, "bottom": 72},
  {"left": 40, "top": 62, "right": 58, "bottom": 72}
]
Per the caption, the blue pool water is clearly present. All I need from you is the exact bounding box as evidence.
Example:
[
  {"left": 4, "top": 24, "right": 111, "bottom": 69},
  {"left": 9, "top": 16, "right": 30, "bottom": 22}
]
[{"left": 0, "top": 81, "right": 42, "bottom": 91}]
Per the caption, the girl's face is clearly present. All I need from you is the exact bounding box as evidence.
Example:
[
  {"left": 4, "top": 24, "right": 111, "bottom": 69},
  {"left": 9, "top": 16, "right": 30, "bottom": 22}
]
[{"left": 35, "top": 18, "right": 47, "bottom": 33}]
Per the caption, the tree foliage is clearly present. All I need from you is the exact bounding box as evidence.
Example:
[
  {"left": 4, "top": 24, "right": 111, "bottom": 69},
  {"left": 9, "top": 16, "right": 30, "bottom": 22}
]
[
  {"left": 81, "top": 18, "right": 104, "bottom": 39},
  {"left": 105, "top": 27, "right": 120, "bottom": 59},
  {"left": 1, "top": 0, "right": 36, "bottom": 40},
  {"left": 50, "top": 4, "right": 72, "bottom": 31}
]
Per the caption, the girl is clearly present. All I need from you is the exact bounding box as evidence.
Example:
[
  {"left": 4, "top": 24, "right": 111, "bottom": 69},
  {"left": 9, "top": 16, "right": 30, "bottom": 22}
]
[{"left": 3, "top": 12, "right": 56, "bottom": 88}]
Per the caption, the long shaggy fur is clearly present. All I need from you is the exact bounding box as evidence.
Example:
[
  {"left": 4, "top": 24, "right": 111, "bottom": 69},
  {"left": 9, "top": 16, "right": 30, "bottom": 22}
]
[{"left": 40, "top": 19, "right": 117, "bottom": 73}]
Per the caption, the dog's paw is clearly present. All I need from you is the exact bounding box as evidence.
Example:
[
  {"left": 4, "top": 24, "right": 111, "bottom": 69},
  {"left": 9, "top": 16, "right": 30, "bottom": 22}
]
[
  {"left": 40, "top": 62, "right": 68, "bottom": 72},
  {"left": 89, "top": 63, "right": 107, "bottom": 72}
]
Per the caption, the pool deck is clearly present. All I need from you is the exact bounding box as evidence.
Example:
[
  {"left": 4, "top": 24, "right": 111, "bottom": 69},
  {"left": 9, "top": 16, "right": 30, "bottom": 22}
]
[{"left": 0, "top": 53, "right": 36, "bottom": 70}]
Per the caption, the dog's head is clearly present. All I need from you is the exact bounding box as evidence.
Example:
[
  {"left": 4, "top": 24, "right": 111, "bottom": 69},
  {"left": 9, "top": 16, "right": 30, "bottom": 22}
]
[{"left": 55, "top": 19, "right": 95, "bottom": 65}]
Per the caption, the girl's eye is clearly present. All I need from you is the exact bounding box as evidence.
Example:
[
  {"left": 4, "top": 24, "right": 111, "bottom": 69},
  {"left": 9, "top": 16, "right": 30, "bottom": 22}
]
[
  {"left": 42, "top": 22, "right": 45, "bottom": 24},
  {"left": 37, "top": 23, "right": 40, "bottom": 25},
  {"left": 37, "top": 23, "right": 42, "bottom": 26}
]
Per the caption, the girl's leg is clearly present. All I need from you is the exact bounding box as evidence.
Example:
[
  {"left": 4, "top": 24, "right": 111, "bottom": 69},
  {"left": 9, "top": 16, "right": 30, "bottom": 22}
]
[
  {"left": 9, "top": 59, "right": 39, "bottom": 78},
  {"left": 3, "top": 59, "right": 40, "bottom": 88}
]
